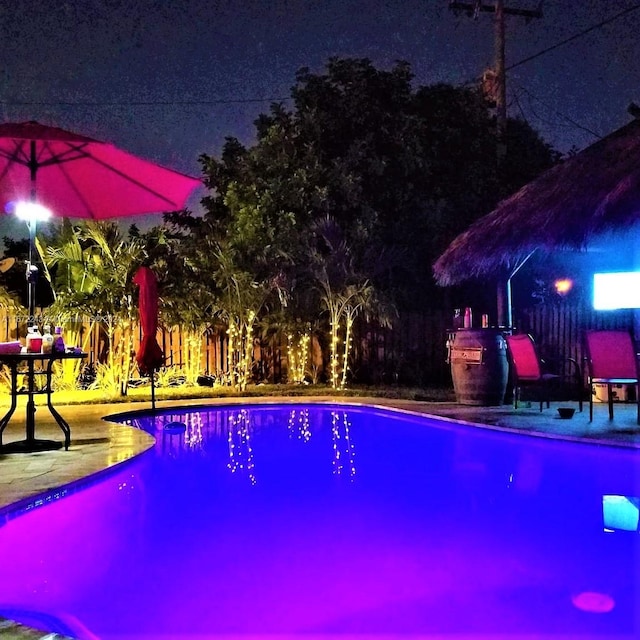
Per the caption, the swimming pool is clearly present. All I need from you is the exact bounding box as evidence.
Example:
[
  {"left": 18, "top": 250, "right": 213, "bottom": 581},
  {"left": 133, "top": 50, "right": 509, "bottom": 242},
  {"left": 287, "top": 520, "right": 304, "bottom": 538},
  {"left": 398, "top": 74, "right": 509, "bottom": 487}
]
[{"left": 0, "top": 403, "right": 638, "bottom": 638}]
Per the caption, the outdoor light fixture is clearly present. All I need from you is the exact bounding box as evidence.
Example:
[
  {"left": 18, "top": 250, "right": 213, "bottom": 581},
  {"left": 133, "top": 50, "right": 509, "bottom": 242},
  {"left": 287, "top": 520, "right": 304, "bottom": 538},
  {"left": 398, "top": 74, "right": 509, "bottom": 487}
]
[
  {"left": 14, "top": 201, "right": 52, "bottom": 222},
  {"left": 553, "top": 278, "right": 573, "bottom": 296},
  {"left": 593, "top": 272, "right": 640, "bottom": 310}
]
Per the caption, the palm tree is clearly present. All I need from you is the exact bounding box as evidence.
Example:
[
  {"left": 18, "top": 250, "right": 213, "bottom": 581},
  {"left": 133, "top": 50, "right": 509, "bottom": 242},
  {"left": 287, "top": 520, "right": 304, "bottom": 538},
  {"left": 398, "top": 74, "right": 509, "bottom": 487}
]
[
  {"left": 310, "top": 216, "right": 394, "bottom": 389},
  {"left": 38, "top": 220, "right": 144, "bottom": 394}
]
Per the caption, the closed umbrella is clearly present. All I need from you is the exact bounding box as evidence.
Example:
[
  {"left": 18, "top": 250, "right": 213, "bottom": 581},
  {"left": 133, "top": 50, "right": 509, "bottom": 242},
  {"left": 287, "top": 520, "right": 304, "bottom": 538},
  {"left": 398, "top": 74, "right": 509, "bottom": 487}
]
[
  {"left": 133, "top": 266, "right": 164, "bottom": 411},
  {"left": 0, "top": 120, "right": 201, "bottom": 317}
]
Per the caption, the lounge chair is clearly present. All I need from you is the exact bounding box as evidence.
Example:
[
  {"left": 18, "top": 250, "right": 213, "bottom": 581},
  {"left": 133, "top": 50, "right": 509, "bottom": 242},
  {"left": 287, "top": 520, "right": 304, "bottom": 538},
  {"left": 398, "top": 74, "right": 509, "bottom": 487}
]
[
  {"left": 506, "top": 333, "right": 583, "bottom": 412},
  {"left": 584, "top": 330, "right": 640, "bottom": 424}
]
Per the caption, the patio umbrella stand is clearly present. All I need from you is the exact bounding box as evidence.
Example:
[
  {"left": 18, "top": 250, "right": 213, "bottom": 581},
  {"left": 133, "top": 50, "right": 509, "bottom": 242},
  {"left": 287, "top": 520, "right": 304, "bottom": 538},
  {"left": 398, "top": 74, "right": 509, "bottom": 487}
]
[{"left": 133, "top": 266, "right": 165, "bottom": 412}]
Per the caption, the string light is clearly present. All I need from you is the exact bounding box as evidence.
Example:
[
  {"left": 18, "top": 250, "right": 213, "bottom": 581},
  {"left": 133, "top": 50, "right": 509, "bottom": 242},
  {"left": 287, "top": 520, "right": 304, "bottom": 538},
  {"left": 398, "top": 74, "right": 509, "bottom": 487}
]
[
  {"left": 327, "top": 297, "right": 361, "bottom": 390},
  {"left": 226, "top": 311, "right": 256, "bottom": 391},
  {"left": 340, "top": 312, "right": 355, "bottom": 390},
  {"left": 287, "top": 331, "right": 311, "bottom": 384},
  {"left": 226, "top": 322, "right": 237, "bottom": 387},
  {"left": 330, "top": 316, "right": 341, "bottom": 390}
]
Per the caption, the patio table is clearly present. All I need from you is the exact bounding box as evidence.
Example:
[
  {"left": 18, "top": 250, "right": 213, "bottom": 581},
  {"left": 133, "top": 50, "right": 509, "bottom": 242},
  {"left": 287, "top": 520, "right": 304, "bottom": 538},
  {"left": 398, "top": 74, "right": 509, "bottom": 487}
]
[{"left": 0, "top": 351, "right": 87, "bottom": 453}]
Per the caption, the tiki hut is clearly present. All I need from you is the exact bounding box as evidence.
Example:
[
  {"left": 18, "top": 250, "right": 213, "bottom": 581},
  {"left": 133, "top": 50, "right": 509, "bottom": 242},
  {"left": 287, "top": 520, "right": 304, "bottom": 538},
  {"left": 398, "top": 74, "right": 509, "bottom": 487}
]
[{"left": 434, "top": 116, "right": 640, "bottom": 285}]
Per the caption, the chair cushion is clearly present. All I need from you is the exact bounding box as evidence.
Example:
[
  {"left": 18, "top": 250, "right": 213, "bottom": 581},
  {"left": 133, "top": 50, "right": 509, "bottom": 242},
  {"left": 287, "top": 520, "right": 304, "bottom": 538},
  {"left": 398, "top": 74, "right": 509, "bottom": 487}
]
[
  {"left": 586, "top": 331, "right": 638, "bottom": 380},
  {"left": 506, "top": 334, "right": 542, "bottom": 380}
]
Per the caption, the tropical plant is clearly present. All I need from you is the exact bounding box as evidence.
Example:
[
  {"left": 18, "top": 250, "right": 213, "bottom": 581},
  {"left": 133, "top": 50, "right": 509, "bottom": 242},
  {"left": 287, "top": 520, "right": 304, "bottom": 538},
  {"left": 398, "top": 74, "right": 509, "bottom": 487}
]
[
  {"left": 286, "top": 325, "right": 311, "bottom": 384},
  {"left": 37, "top": 220, "right": 144, "bottom": 394},
  {"left": 170, "top": 57, "right": 559, "bottom": 386}
]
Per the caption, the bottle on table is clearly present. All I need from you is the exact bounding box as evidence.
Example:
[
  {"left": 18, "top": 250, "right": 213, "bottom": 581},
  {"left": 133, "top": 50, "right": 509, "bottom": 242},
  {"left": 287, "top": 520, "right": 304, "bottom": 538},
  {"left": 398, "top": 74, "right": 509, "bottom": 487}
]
[
  {"left": 463, "top": 307, "right": 473, "bottom": 329},
  {"left": 42, "top": 324, "right": 54, "bottom": 354},
  {"left": 26, "top": 325, "right": 42, "bottom": 353},
  {"left": 453, "top": 308, "right": 462, "bottom": 330},
  {"left": 53, "top": 326, "right": 66, "bottom": 353}
]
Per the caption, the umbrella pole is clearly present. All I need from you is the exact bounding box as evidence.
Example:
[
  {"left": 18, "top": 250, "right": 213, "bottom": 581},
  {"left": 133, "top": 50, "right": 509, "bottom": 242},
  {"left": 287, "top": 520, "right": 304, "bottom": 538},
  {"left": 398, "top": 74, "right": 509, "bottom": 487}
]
[
  {"left": 27, "top": 141, "right": 38, "bottom": 324},
  {"left": 26, "top": 219, "right": 38, "bottom": 323},
  {"left": 151, "top": 367, "right": 156, "bottom": 411}
]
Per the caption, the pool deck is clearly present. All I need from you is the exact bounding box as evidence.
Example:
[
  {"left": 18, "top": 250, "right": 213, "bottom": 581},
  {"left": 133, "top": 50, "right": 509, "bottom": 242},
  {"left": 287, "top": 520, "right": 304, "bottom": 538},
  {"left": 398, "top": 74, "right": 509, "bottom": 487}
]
[{"left": 1, "top": 394, "right": 639, "bottom": 639}]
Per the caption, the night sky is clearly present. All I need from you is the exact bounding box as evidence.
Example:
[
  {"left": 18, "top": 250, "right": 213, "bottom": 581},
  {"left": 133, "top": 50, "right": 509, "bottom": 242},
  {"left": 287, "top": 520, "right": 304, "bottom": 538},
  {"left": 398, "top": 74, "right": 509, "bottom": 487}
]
[{"left": 1, "top": 0, "right": 639, "bottom": 233}]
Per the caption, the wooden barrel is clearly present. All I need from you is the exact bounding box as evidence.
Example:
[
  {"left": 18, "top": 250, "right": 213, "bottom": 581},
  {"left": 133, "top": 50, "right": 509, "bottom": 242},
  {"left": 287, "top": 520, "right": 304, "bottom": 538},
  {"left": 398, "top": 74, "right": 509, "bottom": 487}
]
[{"left": 450, "top": 329, "right": 508, "bottom": 406}]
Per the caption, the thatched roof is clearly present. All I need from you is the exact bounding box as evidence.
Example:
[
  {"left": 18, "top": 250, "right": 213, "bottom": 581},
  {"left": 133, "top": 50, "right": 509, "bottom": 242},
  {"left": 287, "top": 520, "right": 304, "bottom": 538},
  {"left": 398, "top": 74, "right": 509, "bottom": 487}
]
[{"left": 434, "top": 117, "right": 640, "bottom": 285}]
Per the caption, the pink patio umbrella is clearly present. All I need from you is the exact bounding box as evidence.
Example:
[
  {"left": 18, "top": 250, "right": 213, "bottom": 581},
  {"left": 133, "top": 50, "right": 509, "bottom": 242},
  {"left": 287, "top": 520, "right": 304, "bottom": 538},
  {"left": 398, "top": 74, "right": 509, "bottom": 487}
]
[
  {"left": 0, "top": 121, "right": 200, "bottom": 219},
  {"left": 133, "top": 266, "right": 165, "bottom": 411},
  {"left": 0, "top": 120, "right": 202, "bottom": 317}
]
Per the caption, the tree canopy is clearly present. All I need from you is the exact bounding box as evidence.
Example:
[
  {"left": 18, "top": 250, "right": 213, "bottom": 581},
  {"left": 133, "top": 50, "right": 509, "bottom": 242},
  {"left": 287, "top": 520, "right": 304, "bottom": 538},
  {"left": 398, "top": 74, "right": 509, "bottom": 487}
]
[
  {"left": 182, "top": 57, "right": 558, "bottom": 316},
  {"left": 0, "top": 57, "right": 561, "bottom": 389}
]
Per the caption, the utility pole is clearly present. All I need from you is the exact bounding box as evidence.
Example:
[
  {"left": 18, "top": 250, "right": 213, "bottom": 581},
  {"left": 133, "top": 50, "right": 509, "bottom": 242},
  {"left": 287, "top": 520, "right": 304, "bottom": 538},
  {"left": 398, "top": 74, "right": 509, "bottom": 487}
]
[{"left": 448, "top": 1, "right": 542, "bottom": 328}]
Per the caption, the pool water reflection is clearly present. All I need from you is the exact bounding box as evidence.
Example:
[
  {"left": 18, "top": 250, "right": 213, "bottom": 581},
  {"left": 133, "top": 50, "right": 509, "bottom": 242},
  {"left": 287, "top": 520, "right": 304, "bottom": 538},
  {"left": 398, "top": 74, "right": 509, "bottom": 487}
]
[{"left": 0, "top": 403, "right": 638, "bottom": 639}]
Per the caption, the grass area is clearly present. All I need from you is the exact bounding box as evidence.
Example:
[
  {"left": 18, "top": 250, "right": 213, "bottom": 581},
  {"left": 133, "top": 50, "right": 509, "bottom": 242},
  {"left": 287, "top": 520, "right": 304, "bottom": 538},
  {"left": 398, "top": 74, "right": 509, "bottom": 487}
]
[{"left": 7, "top": 382, "right": 457, "bottom": 407}]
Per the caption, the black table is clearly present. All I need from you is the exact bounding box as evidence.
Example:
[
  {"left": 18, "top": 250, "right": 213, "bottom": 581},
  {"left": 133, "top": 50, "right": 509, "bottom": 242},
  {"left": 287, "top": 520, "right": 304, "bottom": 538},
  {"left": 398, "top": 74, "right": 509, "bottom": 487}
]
[{"left": 0, "top": 351, "right": 87, "bottom": 453}]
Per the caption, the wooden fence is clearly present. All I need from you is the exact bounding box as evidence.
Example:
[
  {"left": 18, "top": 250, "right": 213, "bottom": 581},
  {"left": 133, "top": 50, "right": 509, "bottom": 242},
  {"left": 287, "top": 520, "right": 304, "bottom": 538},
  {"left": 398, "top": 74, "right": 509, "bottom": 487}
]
[
  {"left": 0, "top": 303, "right": 636, "bottom": 388},
  {"left": 352, "top": 303, "right": 639, "bottom": 387},
  {"left": 352, "top": 310, "right": 451, "bottom": 386},
  {"left": 0, "top": 311, "right": 228, "bottom": 379}
]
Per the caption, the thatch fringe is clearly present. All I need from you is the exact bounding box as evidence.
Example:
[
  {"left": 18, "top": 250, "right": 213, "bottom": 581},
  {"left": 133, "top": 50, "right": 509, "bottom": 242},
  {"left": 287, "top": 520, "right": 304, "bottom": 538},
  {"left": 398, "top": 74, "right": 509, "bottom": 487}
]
[{"left": 434, "top": 117, "right": 640, "bottom": 285}]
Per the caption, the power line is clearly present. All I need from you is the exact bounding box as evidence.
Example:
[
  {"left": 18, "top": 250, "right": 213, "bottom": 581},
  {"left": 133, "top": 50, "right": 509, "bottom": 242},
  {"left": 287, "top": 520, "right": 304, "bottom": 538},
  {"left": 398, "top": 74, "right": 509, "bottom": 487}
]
[
  {"left": 506, "top": 2, "right": 640, "bottom": 71},
  {"left": 513, "top": 84, "right": 603, "bottom": 140},
  {"left": 0, "top": 97, "right": 291, "bottom": 107},
  {"left": 455, "top": 4, "right": 640, "bottom": 145},
  {"left": 449, "top": 1, "right": 542, "bottom": 19}
]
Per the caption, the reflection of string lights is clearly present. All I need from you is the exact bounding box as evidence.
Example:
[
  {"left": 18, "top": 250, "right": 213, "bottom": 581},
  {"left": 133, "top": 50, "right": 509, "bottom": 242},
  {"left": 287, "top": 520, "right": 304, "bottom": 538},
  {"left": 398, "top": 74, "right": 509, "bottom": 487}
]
[
  {"left": 287, "top": 408, "right": 311, "bottom": 442},
  {"left": 227, "top": 410, "right": 257, "bottom": 485},
  {"left": 331, "top": 410, "right": 356, "bottom": 480},
  {"left": 117, "top": 476, "right": 138, "bottom": 497},
  {"left": 184, "top": 412, "right": 204, "bottom": 449}
]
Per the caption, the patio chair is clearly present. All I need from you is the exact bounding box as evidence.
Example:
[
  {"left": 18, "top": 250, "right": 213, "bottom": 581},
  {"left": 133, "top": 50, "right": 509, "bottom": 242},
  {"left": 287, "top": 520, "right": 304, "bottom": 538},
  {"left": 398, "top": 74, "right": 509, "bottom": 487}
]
[
  {"left": 506, "top": 333, "right": 583, "bottom": 412},
  {"left": 584, "top": 330, "right": 640, "bottom": 424}
]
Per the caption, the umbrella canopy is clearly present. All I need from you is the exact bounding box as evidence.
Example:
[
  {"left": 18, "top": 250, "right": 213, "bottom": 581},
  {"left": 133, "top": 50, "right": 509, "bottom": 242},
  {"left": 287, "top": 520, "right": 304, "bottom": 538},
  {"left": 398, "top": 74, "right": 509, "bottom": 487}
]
[
  {"left": 0, "top": 120, "right": 201, "bottom": 318},
  {"left": 133, "top": 266, "right": 165, "bottom": 375},
  {"left": 0, "top": 121, "right": 201, "bottom": 218},
  {"left": 434, "top": 117, "right": 640, "bottom": 285}
]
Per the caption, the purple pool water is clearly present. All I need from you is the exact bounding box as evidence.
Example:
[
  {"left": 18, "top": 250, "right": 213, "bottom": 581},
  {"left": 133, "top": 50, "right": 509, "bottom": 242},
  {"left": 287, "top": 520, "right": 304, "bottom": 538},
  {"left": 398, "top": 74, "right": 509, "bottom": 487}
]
[{"left": 0, "top": 403, "right": 639, "bottom": 639}]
